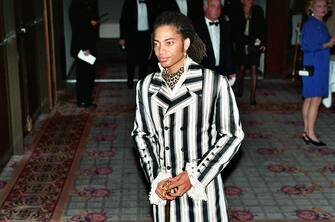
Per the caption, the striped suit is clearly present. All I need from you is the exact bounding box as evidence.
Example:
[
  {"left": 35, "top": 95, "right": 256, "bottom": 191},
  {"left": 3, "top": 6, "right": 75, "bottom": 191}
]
[{"left": 132, "top": 58, "right": 244, "bottom": 222}]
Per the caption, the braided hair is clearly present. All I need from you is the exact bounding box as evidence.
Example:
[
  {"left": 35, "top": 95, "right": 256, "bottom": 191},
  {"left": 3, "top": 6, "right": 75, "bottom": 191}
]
[{"left": 152, "top": 11, "right": 207, "bottom": 64}]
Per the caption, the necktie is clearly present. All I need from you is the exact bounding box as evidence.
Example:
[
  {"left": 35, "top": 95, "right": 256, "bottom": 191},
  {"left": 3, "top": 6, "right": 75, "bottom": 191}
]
[
  {"left": 209, "top": 21, "right": 219, "bottom": 26},
  {"left": 139, "top": 0, "right": 146, "bottom": 3}
]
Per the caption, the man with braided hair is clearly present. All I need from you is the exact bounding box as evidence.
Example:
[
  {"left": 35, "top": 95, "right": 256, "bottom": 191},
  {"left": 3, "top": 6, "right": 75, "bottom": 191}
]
[{"left": 132, "top": 11, "right": 244, "bottom": 221}]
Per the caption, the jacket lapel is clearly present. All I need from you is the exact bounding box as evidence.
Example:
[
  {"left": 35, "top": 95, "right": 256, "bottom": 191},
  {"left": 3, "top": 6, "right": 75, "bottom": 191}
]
[
  {"left": 165, "top": 87, "right": 196, "bottom": 116},
  {"left": 149, "top": 73, "right": 169, "bottom": 111},
  {"left": 149, "top": 60, "right": 203, "bottom": 117}
]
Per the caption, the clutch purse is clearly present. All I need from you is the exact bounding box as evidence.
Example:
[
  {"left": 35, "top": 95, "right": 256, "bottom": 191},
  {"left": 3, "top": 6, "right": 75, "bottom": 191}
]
[{"left": 298, "top": 66, "right": 314, "bottom": 76}]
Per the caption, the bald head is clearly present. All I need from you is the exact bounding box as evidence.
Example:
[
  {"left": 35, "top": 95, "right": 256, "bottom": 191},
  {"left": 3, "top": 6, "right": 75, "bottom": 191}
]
[{"left": 203, "top": 0, "right": 221, "bottom": 21}]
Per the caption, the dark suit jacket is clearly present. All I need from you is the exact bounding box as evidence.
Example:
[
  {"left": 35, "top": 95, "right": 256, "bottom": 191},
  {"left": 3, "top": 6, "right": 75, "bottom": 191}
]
[
  {"left": 157, "top": 0, "right": 203, "bottom": 22},
  {"left": 119, "top": 0, "right": 156, "bottom": 44},
  {"left": 69, "top": 0, "right": 99, "bottom": 57},
  {"left": 195, "top": 16, "right": 235, "bottom": 76}
]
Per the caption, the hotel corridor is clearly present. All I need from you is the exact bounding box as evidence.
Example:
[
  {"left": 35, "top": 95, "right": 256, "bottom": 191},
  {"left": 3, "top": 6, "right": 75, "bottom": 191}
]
[
  {"left": 2, "top": 0, "right": 335, "bottom": 221},
  {"left": 0, "top": 63, "right": 335, "bottom": 221}
]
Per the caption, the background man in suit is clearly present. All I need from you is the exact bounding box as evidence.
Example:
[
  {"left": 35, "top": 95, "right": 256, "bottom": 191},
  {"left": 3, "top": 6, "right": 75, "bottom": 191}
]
[
  {"left": 195, "top": 0, "right": 236, "bottom": 83},
  {"left": 119, "top": 0, "right": 156, "bottom": 89},
  {"left": 157, "top": 0, "right": 203, "bottom": 22},
  {"left": 69, "top": 0, "right": 99, "bottom": 107}
]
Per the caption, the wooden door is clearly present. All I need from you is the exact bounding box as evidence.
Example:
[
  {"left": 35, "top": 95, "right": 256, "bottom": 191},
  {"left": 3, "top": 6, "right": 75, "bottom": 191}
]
[
  {"left": 0, "top": 2, "right": 12, "bottom": 167},
  {"left": 45, "top": 0, "right": 66, "bottom": 102},
  {"left": 265, "top": 0, "right": 290, "bottom": 76},
  {"left": 14, "top": 0, "right": 49, "bottom": 134}
]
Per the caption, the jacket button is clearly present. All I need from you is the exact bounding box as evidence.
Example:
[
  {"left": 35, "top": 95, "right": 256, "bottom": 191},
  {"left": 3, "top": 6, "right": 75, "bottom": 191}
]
[
  {"left": 180, "top": 127, "right": 184, "bottom": 131},
  {"left": 167, "top": 166, "right": 171, "bottom": 170},
  {"left": 165, "top": 147, "right": 170, "bottom": 150},
  {"left": 164, "top": 127, "right": 169, "bottom": 130},
  {"left": 181, "top": 147, "right": 184, "bottom": 152}
]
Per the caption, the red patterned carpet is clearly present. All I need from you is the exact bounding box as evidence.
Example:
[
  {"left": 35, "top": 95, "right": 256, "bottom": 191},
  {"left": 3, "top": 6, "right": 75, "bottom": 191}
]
[
  {"left": 0, "top": 111, "right": 92, "bottom": 221},
  {"left": 0, "top": 80, "right": 334, "bottom": 222}
]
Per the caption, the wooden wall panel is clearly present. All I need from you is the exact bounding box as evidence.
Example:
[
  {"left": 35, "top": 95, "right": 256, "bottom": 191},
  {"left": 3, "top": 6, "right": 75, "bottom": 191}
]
[
  {"left": 0, "top": 7, "right": 12, "bottom": 167},
  {"left": 15, "top": 0, "right": 49, "bottom": 134},
  {"left": 265, "top": 0, "right": 290, "bottom": 76}
]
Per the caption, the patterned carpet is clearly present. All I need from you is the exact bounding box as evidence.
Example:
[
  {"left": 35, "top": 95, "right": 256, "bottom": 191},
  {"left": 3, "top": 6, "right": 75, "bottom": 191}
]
[
  {"left": 227, "top": 80, "right": 335, "bottom": 221},
  {"left": 0, "top": 78, "right": 334, "bottom": 221},
  {"left": 0, "top": 110, "right": 92, "bottom": 221}
]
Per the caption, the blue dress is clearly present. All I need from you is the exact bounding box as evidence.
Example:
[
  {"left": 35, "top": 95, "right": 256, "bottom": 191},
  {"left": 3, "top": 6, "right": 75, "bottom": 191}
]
[{"left": 301, "top": 16, "right": 330, "bottom": 98}]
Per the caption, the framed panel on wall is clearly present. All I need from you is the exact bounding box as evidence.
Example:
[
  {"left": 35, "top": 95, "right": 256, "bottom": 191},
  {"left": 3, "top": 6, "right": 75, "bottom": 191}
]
[{"left": 0, "top": 0, "right": 13, "bottom": 166}]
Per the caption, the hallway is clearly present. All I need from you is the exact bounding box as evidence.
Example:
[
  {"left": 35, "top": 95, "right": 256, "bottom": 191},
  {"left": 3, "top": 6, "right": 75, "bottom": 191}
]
[{"left": 0, "top": 74, "right": 335, "bottom": 221}]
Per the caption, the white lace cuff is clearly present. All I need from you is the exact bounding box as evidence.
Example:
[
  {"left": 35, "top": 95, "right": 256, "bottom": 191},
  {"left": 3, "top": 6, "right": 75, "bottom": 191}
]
[
  {"left": 149, "top": 172, "right": 170, "bottom": 206},
  {"left": 185, "top": 162, "right": 207, "bottom": 201}
]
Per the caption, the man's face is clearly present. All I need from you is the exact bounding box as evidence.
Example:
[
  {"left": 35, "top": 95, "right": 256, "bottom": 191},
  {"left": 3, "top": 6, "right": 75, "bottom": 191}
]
[
  {"left": 153, "top": 25, "right": 189, "bottom": 73},
  {"left": 204, "top": 0, "right": 221, "bottom": 21},
  {"left": 241, "top": 0, "right": 254, "bottom": 8}
]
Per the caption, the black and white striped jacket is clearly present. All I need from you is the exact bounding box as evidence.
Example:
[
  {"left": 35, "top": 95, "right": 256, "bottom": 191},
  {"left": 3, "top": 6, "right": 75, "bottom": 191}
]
[{"left": 132, "top": 58, "right": 244, "bottom": 222}]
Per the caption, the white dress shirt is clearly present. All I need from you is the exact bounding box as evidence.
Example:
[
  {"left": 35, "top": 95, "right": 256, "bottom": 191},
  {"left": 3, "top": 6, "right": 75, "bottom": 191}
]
[
  {"left": 244, "top": 16, "right": 251, "bottom": 36},
  {"left": 176, "top": 0, "right": 188, "bottom": 16},
  {"left": 205, "top": 17, "right": 220, "bottom": 66},
  {"left": 137, "top": 0, "right": 149, "bottom": 31}
]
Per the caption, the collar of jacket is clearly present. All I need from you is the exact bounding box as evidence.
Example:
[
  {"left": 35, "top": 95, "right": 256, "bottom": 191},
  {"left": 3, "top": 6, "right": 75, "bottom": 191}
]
[
  {"left": 152, "top": 56, "right": 203, "bottom": 90},
  {"left": 149, "top": 57, "right": 203, "bottom": 116}
]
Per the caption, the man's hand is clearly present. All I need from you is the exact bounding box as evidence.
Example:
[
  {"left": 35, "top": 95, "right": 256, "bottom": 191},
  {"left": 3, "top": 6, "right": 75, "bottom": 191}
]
[
  {"left": 91, "top": 20, "right": 98, "bottom": 28},
  {"left": 228, "top": 73, "right": 236, "bottom": 86},
  {"left": 155, "top": 178, "right": 175, "bottom": 201},
  {"left": 119, "top": 39, "right": 126, "bottom": 50},
  {"left": 168, "top": 171, "right": 192, "bottom": 198},
  {"left": 83, "top": 49, "right": 91, "bottom": 56},
  {"left": 259, "top": 46, "right": 266, "bottom": 52}
]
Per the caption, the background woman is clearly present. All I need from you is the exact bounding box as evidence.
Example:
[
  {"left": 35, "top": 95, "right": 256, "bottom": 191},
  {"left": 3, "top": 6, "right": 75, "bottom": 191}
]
[
  {"left": 301, "top": 0, "right": 335, "bottom": 146},
  {"left": 233, "top": 0, "right": 266, "bottom": 105}
]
